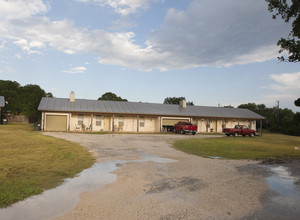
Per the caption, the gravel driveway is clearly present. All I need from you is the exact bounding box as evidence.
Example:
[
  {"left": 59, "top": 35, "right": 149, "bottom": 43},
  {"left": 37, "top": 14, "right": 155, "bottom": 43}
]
[{"left": 41, "top": 133, "right": 267, "bottom": 220}]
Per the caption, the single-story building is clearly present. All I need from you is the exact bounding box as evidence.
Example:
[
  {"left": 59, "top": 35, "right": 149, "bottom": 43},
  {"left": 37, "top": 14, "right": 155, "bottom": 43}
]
[{"left": 38, "top": 92, "right": 264, "bottom": 133}]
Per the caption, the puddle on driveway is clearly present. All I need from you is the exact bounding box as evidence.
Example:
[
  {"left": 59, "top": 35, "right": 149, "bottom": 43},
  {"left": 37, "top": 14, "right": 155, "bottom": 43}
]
[
  {"left": 0, "top": 155, "right": 176, "bottom": 220},
  {"left": 208, "top": 156, "right": 222, "bottom": 159},
  {"left": 267, "top": 166, "right": 300, "bottom": 200},
  {"left": 137, "top": 155, "right": 177, "bottom": 163},
  {"left": 245, "top": 165, "right": 300, "bottom": 219}
]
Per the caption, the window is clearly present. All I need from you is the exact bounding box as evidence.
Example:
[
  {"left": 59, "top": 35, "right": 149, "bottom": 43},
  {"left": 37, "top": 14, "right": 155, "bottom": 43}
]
[
  {"left": 96, "top": 115, "right": 102, "bottom": 126},
  {"left": 119, "top": 116, "right": 124, "bottom": 127},
  {"left": 78, "top": 115, "right": 83, "bottom": 126},
  {"left": 139, "top": 117, "right": 145, "bottom": 127}
]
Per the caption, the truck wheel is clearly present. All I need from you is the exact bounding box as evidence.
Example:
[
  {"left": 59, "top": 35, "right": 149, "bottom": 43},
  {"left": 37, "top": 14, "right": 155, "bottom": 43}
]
[
  {"left": 226, "top": 134, "right": 230, "bottom": 137},
  {"left": 250, "top": 133, "right": 255, "bottom": 138},
  {"left": 234, "top": 132, "right": 238, "bottom": 137},
  {"left": 192, "top": 132, "right": 196, "bottom": 135},
  {"left": 180, "top": 129, "right": 184, "bottom": 135}
]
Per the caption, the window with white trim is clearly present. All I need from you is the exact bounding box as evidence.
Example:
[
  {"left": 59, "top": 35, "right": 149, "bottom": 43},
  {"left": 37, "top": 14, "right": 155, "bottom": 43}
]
[
  {"left": 139, "top": 117, "right": 145, "bottom": 127},
  {"left": 96, "top": 115, "right": 102, "bottom": 126},
  {"left": 119, "top": 116, "right": 124, "bottom": 127},
  {"left": 78, "top": 115, "right": 83, "bottom": 126}
]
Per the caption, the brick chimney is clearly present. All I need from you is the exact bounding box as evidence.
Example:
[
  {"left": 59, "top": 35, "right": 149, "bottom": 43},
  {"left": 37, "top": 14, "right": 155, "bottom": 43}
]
[
  {"left": 180, "top": 99, "right": 186, "bottom": 108},
  {"left": 70, "top": 91, "right": 75, "bottom": 103}
]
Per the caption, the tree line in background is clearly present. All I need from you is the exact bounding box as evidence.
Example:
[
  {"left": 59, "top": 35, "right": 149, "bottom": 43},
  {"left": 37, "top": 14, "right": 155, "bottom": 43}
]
[
  {"left": 238, "top": 100, "right": 300, "bottom": 136},
  {"left": 0, "top": 80, "right": 52, "bottom": 121},
  {"left": 1, "top": 80, "right": 300, "bottom": 136}
]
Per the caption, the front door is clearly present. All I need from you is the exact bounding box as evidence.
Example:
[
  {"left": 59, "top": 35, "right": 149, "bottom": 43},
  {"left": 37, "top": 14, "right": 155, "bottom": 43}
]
[{"left": 104, "top": 117, "right": 110, "bottom": 131}]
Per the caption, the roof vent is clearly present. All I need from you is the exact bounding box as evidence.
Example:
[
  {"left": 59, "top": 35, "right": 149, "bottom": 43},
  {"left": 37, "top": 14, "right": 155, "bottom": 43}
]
[
  {"left": 70, "top": 91, "right": 75, "bottom": 103},
  {"left": 180, "top": 99, "right": 186, "bottom": 108}
]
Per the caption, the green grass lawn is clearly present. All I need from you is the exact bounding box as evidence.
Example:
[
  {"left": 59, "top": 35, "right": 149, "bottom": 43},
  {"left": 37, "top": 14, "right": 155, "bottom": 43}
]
[
  {"left": 173, "top": 133, "right": 300, "bottom": 160},
  {"left": 0, "top": 124, "right": 95, "bottom": 208}
]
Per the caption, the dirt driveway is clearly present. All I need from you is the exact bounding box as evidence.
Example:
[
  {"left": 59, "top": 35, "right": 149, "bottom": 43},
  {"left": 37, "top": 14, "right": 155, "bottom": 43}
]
[{"left": 45, "top": 133, "right": 267, "bottom": 220}]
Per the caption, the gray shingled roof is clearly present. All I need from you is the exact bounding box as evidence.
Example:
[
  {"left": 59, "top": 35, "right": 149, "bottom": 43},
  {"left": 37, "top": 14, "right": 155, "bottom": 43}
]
[
  {"left": 0, "top": 96, "right": 5, "bottom": 107},
  {"left": 38, "top": 97, "right": 264, "bottom": 119}
]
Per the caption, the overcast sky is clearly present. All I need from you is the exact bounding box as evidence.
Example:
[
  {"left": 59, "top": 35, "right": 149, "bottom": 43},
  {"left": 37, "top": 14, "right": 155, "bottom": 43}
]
[{"left": 0, "top": 0, "right": 300, "bottom": 111}]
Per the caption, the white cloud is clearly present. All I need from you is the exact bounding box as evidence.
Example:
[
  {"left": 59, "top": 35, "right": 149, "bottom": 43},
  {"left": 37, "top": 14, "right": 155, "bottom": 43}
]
[
  {"left": 0, "top": 0, "right": 48, "bottom": 20},
  {"left": 13, "top": 38, "right": 44, "bottom": 54},
  {"left": 261, "top": 72, "right": 300, "bottom": 110},
  {"left": 268, "top": 72, "right": 300, "bottom": 93},
  {"left": 147, "top": 0, "right": 290, "bottom": 68},
  {"left": 0, "top": 0, "right": 292, "bottom": 71},
  {"left": 76, "top": 0, "right": 156, "bottom": 15},
  {"left": 63, "top": 66, "right": 87, "bottom": 74}
]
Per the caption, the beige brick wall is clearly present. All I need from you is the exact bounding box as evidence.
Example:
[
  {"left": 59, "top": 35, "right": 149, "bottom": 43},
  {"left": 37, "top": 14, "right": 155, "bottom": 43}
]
[
  {"left": 197, "top": 119, "right": 207, "bottom": 133},
  {"left": 70, "top": 114, "right": 93, "bottom": 131},
  {"left": 139, "top": 117, "right": 158, "bottom": 132}
]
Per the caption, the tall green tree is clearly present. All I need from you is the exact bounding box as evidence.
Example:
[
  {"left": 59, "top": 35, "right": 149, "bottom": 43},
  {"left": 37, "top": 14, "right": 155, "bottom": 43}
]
[
  {"left": 163, "top": 97, "right": 194, "bottom": 106},
  {"left": 46, "top": 92, "right": 53, "bottom": 98},
  {"left": 20, "top": 84, "right": 46, "bottom": 118},
  {"left": 0, "top": 80, "right": 22, "bottom": 114},
  {"left": 295, "top": 98, "right": 300, "bottom": 107},
  {"left": 98, "top": 92, "right": 128, "bottom": 101},
  {"left": 266, "top": 0, "right": 300, "bottom": 62},
  {"left": 0, "top": 80, "right": 49, "bottom": 119}
]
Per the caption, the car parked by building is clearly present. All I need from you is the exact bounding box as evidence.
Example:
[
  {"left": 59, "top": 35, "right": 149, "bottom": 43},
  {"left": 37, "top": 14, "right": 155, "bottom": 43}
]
[
  {"left": 174, "top": 121, "right": 197, "bottom": 135},
  {"left": 223, "top": 125, "right": 256, "bottom": 137}
]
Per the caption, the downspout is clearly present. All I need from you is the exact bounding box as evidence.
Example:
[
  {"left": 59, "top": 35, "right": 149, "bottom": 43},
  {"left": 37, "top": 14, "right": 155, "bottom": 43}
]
[
  {"left": 137, "top": 116, "right": 139, "bottom": 133},
  {"left": 112, "top": 115, "right": 115, "bottom": 132},
  {"left": 91, "top": 114, "right": 93, "bottom": 131},
  {"left": 159, "top": 117, "right": 162, "bottom": 133},
  {"left": 42, "top": 112, "right": 45, "bottom": 131},
  {"left": 68, "top": 113, "right": 71, "bottom": 131}
]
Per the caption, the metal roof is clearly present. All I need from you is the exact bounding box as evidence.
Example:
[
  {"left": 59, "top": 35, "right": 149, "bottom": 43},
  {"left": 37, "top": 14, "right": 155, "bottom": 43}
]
[
  {"left": 38, "top": 97, "right": 264, "bottom": 119},
  {"left": 0, "top": 96, "right": 5, "bottom": 107}
]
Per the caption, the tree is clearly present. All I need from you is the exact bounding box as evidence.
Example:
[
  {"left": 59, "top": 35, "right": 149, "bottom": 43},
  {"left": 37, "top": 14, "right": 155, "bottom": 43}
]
[
  {"left": 238, "top": 103, "right": 257, "bottom": 112},
  {"left": 223, "top": 105, "right": 234, "bottom": 108},
  {"left": 46, "top": 92, "right": 53, "bottom": 98},
  {"left": 0, "top": 80, "right": 22, "bottom": 114},
  {"left": 20, "top": 84, "right": 46, "bottom": 118},
  {"left": 98, "top": 92, "right": 128, "bottom": 101},
  {"left": 0, "top": 80, "right": 49, "bottom": 120},
  {"left": 266, "top": 0, "right": 300, "bottom": 62},
  {"left": 163, "top": 97, "right": 194, "bottom": 106},
  {"left": 238, "top": 102, "right": 300, "bottom": 135},
  {"left": 295, "top": 98, "right": 300, "bottom": 107}
]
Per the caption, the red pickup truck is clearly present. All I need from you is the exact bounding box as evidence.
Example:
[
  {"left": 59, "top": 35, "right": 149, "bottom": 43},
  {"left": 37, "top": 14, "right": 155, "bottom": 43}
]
[
  {"left": 223, "top": 125, "right": 256, "bottom": 137},
  {"left": 174, "top": 121, "right": 197, "bottom": 135}
]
